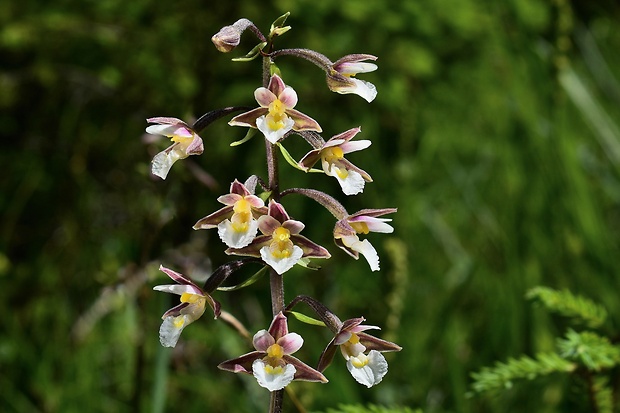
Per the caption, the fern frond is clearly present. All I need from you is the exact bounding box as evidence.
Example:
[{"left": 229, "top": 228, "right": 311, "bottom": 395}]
[
  {"left": 557, "top": 329, "right": 620, "bottom": 371},
  {"left": 470, "top": 352, "right": 575, "bottom": 393},
  {"left": 526, "top": 286, "right": 607, "bottom": 328}
]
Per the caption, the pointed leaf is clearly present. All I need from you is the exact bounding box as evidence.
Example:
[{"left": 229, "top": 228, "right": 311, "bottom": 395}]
[
  {"left": 217, "top": 265, "right": 268, "bottom": 291},
  {"left": 231, "top": 42, "right": 267, "bottom": 62},
  {"left": 230, "top": 128, "right": 257, "bottom": 147},
  {"left": 287, "top": 311, "right": 326, "bottom": 327},
  {"left": 278, "top": 143, "right": 324, "bottom": 173}
]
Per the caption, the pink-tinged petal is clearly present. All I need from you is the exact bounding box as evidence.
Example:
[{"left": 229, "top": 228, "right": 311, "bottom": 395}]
[
  {"left": 254, "top": 87, "right": 277, "bottom": 107},
  {"left": 205, "top": 294, "right": 221, "bottom": 319},
  {"left": 229, "top": 107, "right": 269, "bottom": 128},
  {"left": 252, "top": 359, "right": 296, "bottom": 391},
  {"left": 217, "top": 194, "right": 243, "bottom": 206},
  {"left": 335, "top": 61, "right": 378, "bottom": 75},
  {"left": 331, "top": 127, "right": 362, "bottom": 143},
  {"left": 161, "top": 301, "right": 190, "bottom": 319},
  {"left": 351, "top": 324, "right": 381, "bottom": 333},
  {"left": 341, "top": 317, "right": 366, "bottom": 333},
  {"left": 245, "top": 195, "right": 265, "bottom": 208},
  {"left": 253, "top": 329, "right": 276, "bottom": 352},
  {"left": 317, "top": 337, "right": 339, "bottom": 372},
  {"left": 278, "top": 86, "right": 298, "bottom": 109},
  {"left": 299, "top": 148, "right": 322, "bottom": 170},
  {"left": 346, "top": 350, "right": 387, "bottom": 388},
  {"left": 268, "top": 201, "right": 290, "bottom": 223},
  {"left": 230, "top": 180, "right": 252, "bottom": 196},
  {"left": 286, "top": 108, "right": 322, "bottom": 132},
  {"left": 278, "top": 332, "right": 303, "bottom": 355},
  {"left": 193, "top": 206, "right": 234, "bottom": 229},
  {"left": 268, "top": 312, "right": 289, "bottom": 340},
  {"left": 321, "top": 139, "right": 346, "bottom": 150},
  {"left": 291, "top": 234, "right": 331, "bottom": 259},
  {"left": 282, "top": 219, "right": 305, "bottom": 235},
  {"left": 261, "top": 245, "right": 304, "bottom": 275},
  {"left": 348, "top": 216, "right": 393, "bottom": 233},
  {"left": 268, "top": 74, "right": 287, "bottom": 97},
  {"left": 333, "top": 54, "right": 378, "bottom": 71},
  {"left": 358, "top": 332, "right": 402, "bottom": 353},
  {"left": 340, "top": 139, "right": 371, "bottom": 154},
  {"left": 283, "top": 355, "right": 329, "bottom": 383},
  {"left": 349, "top": 208, "right": 398, "bottom": 219},
  {"left": 185, "top": 134, "right": 204, "bottom": 155},
  {"left": 159, "top": 265, "right": 200, "bottom": 288},
  {"left": 153, "top": 284, "right": 202, "bottom": 296},
  {"left": 147, "top": 116, "right": 187, "bottom": 126},
  {"left": 258, "top": 215, "right": 281, "bottom": 235},
  {"left": 218, "top": 351, "right": 265, "bottom": 374}
]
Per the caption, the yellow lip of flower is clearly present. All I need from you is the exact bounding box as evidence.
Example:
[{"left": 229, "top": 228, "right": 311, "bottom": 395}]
[
  {"left": 180, "top": 292, "right": 206, "bottom": 304},
  {"left": 350, "top": 353, "right": 369, "bottom": 368},
  {"left": 273, "top": 226, "right": 291, "bottom": 242},
  {"left": 233, "top": 198, "right": 252, "bottom": 214},
  {"left": 349, "top": 221, "right": 370, "bottom": 234},
  {"left": 323, "top": 146, "right": 344, "bottom": 163},
  {"left": 267, "top": 99, "right": 288, "bottom": 131},
  {"left": 170, "top": 134, "right": 194, "bottom": 144}
]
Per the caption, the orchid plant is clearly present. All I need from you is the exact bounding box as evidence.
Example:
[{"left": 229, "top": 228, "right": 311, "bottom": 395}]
[{"left": 145, "top": 13, "right": 401, "bottom": 413}]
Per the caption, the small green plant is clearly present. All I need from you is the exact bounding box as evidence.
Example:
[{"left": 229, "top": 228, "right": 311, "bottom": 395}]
[{"left": 470, "top": 286, "right": 620, "bottom": 413}]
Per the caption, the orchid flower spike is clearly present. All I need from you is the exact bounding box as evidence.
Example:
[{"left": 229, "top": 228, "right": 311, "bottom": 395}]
[
  {"left": 229, "top": 74, "right": 321, "bottom": 144},
  {"left": 218, "top": 312, "right": 327, "bottom": 391},
  {"left": 145, "top": 117, "right": 204, "bottom": 179},
  {"left": 318, "top": 317, "right": 401, "bottom": 388},
  {"left": 153, "top": 265, "right": 221, "bottom": 348},
  {"left": 226, "top": 200, "right": 331, "bottom": 274},
  {"left": 326, "top": 54, "right": 378, "bottom": 102},
  {"left": 333, "top": 208, "right": 397, "bottom": 271},
  {"left": 299, "top": 127, "right": 372, "bottom": 195},
  {"left": 193, "top": 180, "right": 268, "bottom": 248}
]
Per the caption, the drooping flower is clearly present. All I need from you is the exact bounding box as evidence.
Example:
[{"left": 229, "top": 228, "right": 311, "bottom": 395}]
[
  {"left": 326, "top": 54, "right": 378, "bottom": 103},
  {"left": 145, "top": 117, "right": 204, "bottom": 179},
  {"left": 153, "top": 265, "right": 220, "bottom": 348},
  {"left": 299, "top": 127, "right": 372, "bottom": 195},
  {"left": 317, "top": 317, "right": 401, "bottom": 388},
  {"left": 227, "top": 200, "right": 330, "bottom": 274},
  {"left": 218, "top": 312, "right": 327, "bottom": 391},
  {"left": 229, "top": 74, "right": 321, "bottom": 144},
  {"left": 333, "top": 208, "right": 397, "bottom": 271},
  {"left": 193, "top": 180, "right": 268, "bottom": 248}
]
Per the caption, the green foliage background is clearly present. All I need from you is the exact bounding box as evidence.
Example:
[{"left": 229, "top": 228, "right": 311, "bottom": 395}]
[{"left": 2, "top": 0, "right": 620, "bottom": 412}]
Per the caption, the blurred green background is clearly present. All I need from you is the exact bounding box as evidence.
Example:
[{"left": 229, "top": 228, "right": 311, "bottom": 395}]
[{"left": 2, "top": 0, "right": 620, "bottom": 412}]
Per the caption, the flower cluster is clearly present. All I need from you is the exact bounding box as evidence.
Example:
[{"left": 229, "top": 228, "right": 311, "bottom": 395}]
[{"left": 145, "top": 12, "right": 401, "bottom": 406}]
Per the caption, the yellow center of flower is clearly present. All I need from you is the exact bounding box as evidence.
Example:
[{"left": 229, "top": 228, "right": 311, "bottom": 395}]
[
  {"left": 269, "top": 227, "right": 294, "bottom": 259},
  {"left": 267, "top": 99, "right": 288, "bottom": 130},
  {"left": 170, "top": 133, "right": 194, "bottom": 144},
  {"left": 231, "top": 198, "right": 253, "bottom": 232},
  {"left": 324, "top": 146, "right": 344, "bottom": 162},
  {"left": 180, "top": 292, "right": 203, "bottom": 303},
  {"left": 348, "top": 333, "right": 361, "bottom": 345},
  {"left": 267, "top": 343, "right": 284, "bottom": 359},
  {"left": 350, "top": 221, "right": 370, "bottom": 234},
  {"left": 350, "top": 353, "right": 369, "bottom": 368},
  {"left": 263, "top": 343, "right": 286, "bottom": 373}
]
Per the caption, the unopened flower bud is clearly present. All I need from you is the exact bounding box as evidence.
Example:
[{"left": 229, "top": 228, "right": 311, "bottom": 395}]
[{"left": 212, "top": 25, "right": 242, "bottom": 53}]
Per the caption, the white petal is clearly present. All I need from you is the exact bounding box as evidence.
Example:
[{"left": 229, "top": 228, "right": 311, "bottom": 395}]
[
  {"left": 256, "top": 115, "right": 295, "bottom": 144},
  {"left": 342, "top": 235, "right": 380, "bottom": 271},
  {"left": 346, "top": 350, "right": 388, "bottom": 388},
  {"left": 331, "top": 167, "right": 365, "bottom": 196},
  {"left": 349, "top": 78, "right": 377, "bottom": 103},
  {"left": 217, "top": 218, "right": 259, "bottom": 248},
  {"left": 153, "top": 284, "right": 199, "bottom": 295},
  {"left": 159, "top": 315, "right": 187, "bottom": 348},
  {"left": 260, "top": 245, "right": 304, "bottom": 275},
  {"left": 151, "top": 147, "right": 186, "bottom": 179},
  {"left": 252, "top": 359, "right": 296, "bottom": 392}
]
